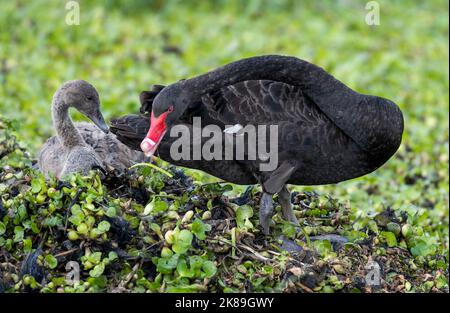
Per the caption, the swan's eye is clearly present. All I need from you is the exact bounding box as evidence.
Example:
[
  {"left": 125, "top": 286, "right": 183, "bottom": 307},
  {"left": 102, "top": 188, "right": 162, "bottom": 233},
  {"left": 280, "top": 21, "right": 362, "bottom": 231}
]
[
  {"left": 86, "top": 96, "right": 94, "bottom": 101},
  {"left": 168, "top": 105, "right": 174, "bottom": 113}
]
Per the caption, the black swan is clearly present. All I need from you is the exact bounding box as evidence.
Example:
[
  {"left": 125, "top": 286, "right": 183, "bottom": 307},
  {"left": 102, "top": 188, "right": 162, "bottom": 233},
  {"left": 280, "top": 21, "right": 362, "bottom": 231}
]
[
  {"left": 38, "top": 80, "right": 145, "bottom": 178},
  {"left": 110, "top": 55, "right": 404, "bottom": 234}
]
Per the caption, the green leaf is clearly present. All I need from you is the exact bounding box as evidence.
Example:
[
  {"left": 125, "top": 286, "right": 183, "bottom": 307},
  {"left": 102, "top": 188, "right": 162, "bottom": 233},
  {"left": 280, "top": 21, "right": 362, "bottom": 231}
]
[
  {"left": 108, "top": 251, "right": 118, "bottom": 261},
  {"left": 76, "top": 223, "right": 89, "bottom": 235},
  {"left": 202, "top": 260, "right": 217, "bottom": 278},
  {"left": 0, "top": 221, "right": 6, "bottom": 235},
  {"left": 68, "top": 215, "right": 83, "bottom": 227},
  {"left": 105, "top": 207, "right": 117, "bottom": 217},
  {"left": 176, "top": 259, "right": 195, "bottom": 278},
  {"left": 23, "top": 238, "right": 32, "bottom": 252},
  {"left": 312, "top": 240, "right": 333, "bottom": 257},
  {"left": 380, "top": 231, "right": 398, "bottom": 247},
  {"left": 89, "top": 262, "right": 105, "bottom": 278},
  {"left": 155, "top": 254, "right": 179, "bottom": 274},
  {"left": 88, "top": 252, "right": 102, "bottom": 264},
  {"left": 44, "top": 255, "right": 58, "bottom": 269},
  {"left": 97, "top": 221, "right": 111, "bottom": 234},
  {"left": 31, "top": 179, "right": 41, "bottom": 193},
  {"left": 281, "top": 222, "right": 296, "bottom": 239},
  {"left": 13, "top": 226, "right": 24, "bottom": 242},
  {"left": 87, "top": 275, "right": 107, "bottom": 288},
  {"left": 150, "top": 223, "right": 163, "bottom": 238},
  {"left": 191, "top": 218, "right": 211, "bottom": 240},
  {"left": 410, "top": 238, "right": 437, "bottom": 257},
  {"left": 42, "top": 216, "right": 62, "bottom": 228},
  {"left": 236, "top": 205, "right": 254, "bottom": 230},
  {"left": 31, "top": 221, "right": 39, "bottom": 234},
  {"left": 142, "top": 198, "right": 168, "bottom": 216},
  {"left": 172, "top": 229, "right": 193, "bottom": 254}
]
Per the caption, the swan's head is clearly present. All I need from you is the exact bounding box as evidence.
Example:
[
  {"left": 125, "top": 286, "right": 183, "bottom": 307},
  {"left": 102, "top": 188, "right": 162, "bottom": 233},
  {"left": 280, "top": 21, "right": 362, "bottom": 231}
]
[
  {"left": 140, "top": 84, "right": 188, "bottom": 157},
  {"left": 58, "top": 80, "right": 109, "bottom": 134}
]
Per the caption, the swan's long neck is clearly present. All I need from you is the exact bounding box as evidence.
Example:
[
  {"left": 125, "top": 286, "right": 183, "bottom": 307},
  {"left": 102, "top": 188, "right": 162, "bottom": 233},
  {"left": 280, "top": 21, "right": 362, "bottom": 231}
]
[
  {"left": 181, "top": 55, "right": 403, "bottom": 155},
  {"left": 52, "top": 92, "right": 85, "bottom": 149},
  {"left": 183, "top": 55, "right": 349, "bottom": 97}
]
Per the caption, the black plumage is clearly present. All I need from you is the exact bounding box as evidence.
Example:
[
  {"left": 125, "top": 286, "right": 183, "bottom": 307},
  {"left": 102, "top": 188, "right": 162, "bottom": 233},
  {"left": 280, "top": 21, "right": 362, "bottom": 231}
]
[{"left": 111, "top": 55, "right": 404, "bottom": 234}]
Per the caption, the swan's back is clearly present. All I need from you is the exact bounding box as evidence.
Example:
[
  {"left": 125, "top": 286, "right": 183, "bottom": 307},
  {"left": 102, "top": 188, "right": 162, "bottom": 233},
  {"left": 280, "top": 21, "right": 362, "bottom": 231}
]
[
  {"left": 38, "top": 122, "right": 146, "bottom": 178},
  {"left": 76, "top": 122, "right": 146, "bottom": 170}
]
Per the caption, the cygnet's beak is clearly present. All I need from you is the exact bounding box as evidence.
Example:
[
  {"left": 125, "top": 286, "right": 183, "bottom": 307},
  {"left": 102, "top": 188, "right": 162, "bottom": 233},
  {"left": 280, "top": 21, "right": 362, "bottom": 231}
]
[{"left": 90, "top": 110, "right": 109, "bottom": 134}]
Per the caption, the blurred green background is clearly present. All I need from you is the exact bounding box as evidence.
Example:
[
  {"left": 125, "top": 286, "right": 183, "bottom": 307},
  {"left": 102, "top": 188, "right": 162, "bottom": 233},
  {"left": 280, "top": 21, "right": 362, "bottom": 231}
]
[{"left": 0, "top": 0, "right": 448, "bottom": 244}]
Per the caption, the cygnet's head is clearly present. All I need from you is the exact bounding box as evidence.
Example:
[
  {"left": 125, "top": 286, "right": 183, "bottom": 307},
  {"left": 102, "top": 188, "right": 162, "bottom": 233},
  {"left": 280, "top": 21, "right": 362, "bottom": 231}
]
[{"left": 57, "top": 80, "right": 109, "bottom": 133}]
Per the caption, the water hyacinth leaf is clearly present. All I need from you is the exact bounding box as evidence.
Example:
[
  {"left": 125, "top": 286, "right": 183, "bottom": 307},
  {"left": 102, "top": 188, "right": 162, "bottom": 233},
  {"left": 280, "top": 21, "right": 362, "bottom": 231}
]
[
  {"left": 386, "top": 222, "right": 401, "bottom": 236},
  {"left": 85, "top": 215, "right": 96, "bottom": 227},
  {"left": 312, "top": 240, "right": 333, "bottom": 256},
  {"left": 172, "top": 229, "right": 193, "bottom": 254},
  {"left": 142, "top": 197, "right": 169, "bottom": 216},
  {"left": 108, "top": 251, "right": 118, "bottom": 261},
  {"left": 89, "top": 262, "right": 105, "bottom": 278},
  {"left": 155, "top": 254, "right": 179, "bottom": 274},
  {"left": 43, "top": 216, "right": 62, "bottom": 228},
  {"left": 0, "top": 221, "right": 5, "bottom": 235},
  {"left": 18, "top": 205, "right": 28, "bottom": 220},
  {"left": 30, "top": 219, "right": 39, "bottom": 234},
  {"left": 105, "top": 207, "right": 117, "bottom": 217},
  {"left": 97, "top": 221, "right": 111, "bottom": 233},
  {"left": 76, "top": 223, "right": 89, "bottom": 235},
  {"left": 191, "top": 218, "right": 211, "bottom": 240},
  {"left": 202, "top": 260, "right": 217, "bottom": 278},
  {"left": 176, "top": 259, "right": 195, "bottom": 278},
  {"left": 87, "top": 275, "right": 107, "bottom": 289},
  {"left": 236, "top": 205, "right": 254, "bottom": 230},
  {"left": 23, "top": 238, "right": 32, "bottom": 252},
  {"left": 368, "top": 220, "right": 379, "bottom": 234},
  {"left": 410, "top": 238, "right": 437, "bottom": 257},
  {"left": 13, "top": 226, "right": 24, "bottom": 242},
  {"left": 150, "top": 223, "right": 163, "bottom": 239},
  {"left": 88, "top": 252, "right": 102, "bottom": 264},
  {"left": 69, "top": 215, "right": 83, "bottom": 227},
  {"left": 380, "top": 231, "right": 398, "bottom": 247},
  {"left": 31, "top": 179, "right": 41, "bottom": 193},
  {"left": 343, "top": 230, "right": 368, "bottom": 242},
  {"left": 44, "top": 255, "right": 58, "bottom": 269},
  {"left": 71, "top": 204, "right": 84, "bottom": 216},
  {"left": 282, "top": 222, "right": 297, "bottom": 239}
]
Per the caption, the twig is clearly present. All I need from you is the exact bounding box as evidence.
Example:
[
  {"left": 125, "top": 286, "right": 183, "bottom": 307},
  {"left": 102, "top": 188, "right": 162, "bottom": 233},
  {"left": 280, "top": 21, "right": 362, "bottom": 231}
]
[
  {"left": 238, "top": 244, "right": 273, "bottom": 263},
  {"left": 54, "top": 248, "right": 79, "bottom": 258},
  {"left": 206, "top": 237, "right": 243, "bottom": 255},
  {"left": 297, "top": 282, "right": 314, "bottom": 293},
  {"left": 117, "top": 261, "right": 141, "bottom": 288}
]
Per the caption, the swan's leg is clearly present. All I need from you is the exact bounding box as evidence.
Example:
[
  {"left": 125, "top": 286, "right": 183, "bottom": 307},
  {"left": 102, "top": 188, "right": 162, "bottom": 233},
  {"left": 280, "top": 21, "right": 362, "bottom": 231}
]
[
  {"left": 259, "top": 192, "right": 274, "bottom": 235},
  {"left": 278, "top": 185, "right": 298, "bottom": 224},
  {"left": 259, "top": 160, "right": 298, "bottom": 235}
]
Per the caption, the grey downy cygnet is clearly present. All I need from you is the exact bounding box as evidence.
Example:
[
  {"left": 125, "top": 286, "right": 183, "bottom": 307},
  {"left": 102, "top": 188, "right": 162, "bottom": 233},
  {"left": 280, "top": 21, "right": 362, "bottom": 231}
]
[{"left": 38, "top": 80, "right": 145, "bottom": 179}]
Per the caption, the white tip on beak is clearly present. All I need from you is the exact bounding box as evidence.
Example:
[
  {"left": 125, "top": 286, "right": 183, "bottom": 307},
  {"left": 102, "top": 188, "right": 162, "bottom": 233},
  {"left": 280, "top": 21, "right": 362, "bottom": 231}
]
[{"left": 141, "top": 137, "right": 161, "bottom": 158}]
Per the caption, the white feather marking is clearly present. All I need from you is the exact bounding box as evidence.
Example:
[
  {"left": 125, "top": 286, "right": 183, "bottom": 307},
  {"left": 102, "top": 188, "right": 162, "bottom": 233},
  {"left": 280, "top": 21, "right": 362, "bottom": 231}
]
[{"left": 223, "top": 124, "right": 243, "bottom": 134}]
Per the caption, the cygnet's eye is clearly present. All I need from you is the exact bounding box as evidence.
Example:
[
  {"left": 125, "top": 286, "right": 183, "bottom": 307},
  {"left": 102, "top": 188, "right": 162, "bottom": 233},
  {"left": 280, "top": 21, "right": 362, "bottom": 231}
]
[{"left": 86, "top": 96, "right": 94, "bottom": 101}]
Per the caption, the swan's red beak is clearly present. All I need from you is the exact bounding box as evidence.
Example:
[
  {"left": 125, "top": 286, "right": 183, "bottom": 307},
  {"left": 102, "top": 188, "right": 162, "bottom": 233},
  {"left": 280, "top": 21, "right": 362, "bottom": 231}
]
[{"left": 140, "top": 111, "right": 169, "bottom": 157}]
